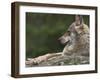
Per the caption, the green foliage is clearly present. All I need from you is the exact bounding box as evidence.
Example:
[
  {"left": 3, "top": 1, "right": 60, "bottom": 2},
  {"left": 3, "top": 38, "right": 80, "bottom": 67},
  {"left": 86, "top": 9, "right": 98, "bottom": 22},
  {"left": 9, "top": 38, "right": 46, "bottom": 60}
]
[{"left": 26, "top": 12, "right": 89, "bottom": 59}]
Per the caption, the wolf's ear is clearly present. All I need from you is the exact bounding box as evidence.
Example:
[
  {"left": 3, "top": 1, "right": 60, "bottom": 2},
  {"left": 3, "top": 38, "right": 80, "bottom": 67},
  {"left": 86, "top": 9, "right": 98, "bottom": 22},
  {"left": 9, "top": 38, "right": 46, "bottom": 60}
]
[
  {"left": 75, "top": 15, "right": 84, "bottom": 25},
  {"left": 80, "top": 15, "right": 84, "bottom": 24}
]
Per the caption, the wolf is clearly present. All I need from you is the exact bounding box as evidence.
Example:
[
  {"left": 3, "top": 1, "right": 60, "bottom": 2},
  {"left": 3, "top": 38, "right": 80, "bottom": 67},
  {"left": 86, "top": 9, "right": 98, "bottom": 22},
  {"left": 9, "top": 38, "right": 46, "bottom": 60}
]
[{"left": 58, "top": 15, "right": 89, "bottom": 56}]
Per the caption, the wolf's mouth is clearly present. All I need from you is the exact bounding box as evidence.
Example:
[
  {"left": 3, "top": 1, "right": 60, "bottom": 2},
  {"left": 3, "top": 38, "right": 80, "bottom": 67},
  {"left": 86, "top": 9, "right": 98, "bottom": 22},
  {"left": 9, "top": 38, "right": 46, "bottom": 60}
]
[{"left": 59, "top": 37, "right": 70, "bottom": 45}]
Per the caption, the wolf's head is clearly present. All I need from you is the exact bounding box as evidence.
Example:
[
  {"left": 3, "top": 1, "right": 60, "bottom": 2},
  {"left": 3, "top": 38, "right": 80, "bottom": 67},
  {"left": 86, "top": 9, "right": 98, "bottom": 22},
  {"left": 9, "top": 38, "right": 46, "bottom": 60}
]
[{"left": 58, "top": 15, "right": 85, "bottom": 44}]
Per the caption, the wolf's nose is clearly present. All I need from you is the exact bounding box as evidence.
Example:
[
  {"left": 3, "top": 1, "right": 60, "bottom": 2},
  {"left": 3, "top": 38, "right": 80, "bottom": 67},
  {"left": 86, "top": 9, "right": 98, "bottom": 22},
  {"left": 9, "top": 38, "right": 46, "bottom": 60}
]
[{"left": 58, "top": 37, "right": 62, "bottom": 41}]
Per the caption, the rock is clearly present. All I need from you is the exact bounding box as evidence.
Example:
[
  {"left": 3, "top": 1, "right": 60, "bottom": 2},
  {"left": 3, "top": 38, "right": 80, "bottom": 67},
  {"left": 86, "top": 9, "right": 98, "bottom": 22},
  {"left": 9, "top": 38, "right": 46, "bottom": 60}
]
[{"left": 26, "top": 54, "right": 89, "bottom": 67}]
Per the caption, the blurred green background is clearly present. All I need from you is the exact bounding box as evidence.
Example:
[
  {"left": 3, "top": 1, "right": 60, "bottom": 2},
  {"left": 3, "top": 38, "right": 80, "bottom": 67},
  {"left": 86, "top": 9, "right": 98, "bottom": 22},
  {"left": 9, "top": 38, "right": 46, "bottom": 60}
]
[{"left": 26, "top": 12, "right": 89, "bottom": 59}]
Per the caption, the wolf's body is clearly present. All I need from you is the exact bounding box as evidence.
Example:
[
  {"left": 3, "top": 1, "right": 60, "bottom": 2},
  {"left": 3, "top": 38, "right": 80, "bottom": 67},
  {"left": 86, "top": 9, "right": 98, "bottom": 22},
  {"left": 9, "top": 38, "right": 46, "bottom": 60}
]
[{"left": 60, "top": 23, "right": 89, "bottom": 56}]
